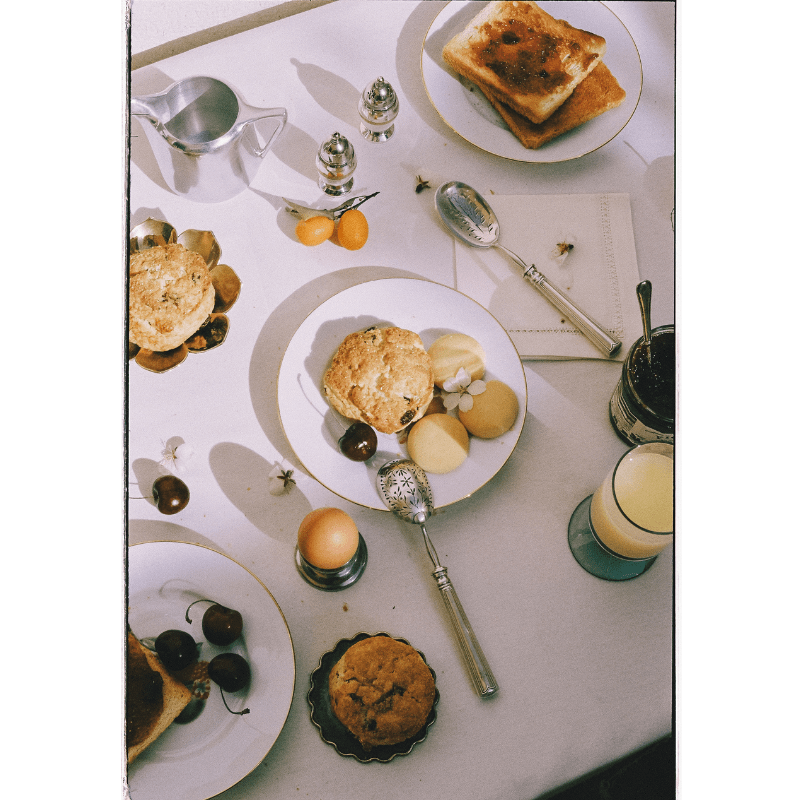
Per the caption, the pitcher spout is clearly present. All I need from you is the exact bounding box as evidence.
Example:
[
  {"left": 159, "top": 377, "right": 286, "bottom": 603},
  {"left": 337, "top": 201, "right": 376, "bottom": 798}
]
[{"left": 130, "top": 92, "right": 168, "bottom": 127}]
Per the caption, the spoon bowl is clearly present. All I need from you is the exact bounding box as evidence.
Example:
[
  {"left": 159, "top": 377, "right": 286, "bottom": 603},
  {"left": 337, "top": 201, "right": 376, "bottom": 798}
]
[
  {"left": 435, "top": 181, "right": 621, "bottom": 357},
  {"left": 376, "top": 459, "right": 498, "bottom": 698}
]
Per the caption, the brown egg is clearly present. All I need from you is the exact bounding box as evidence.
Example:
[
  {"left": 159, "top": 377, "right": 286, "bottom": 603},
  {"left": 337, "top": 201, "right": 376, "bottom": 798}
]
[{"left": 297, "top": 508, "right": 360, "bottom": 569}]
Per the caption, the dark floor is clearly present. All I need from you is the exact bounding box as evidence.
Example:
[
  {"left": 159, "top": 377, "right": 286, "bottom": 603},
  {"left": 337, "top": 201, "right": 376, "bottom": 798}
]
[{"left": 536, "top": 736, "right": 675, "bottom": 800}]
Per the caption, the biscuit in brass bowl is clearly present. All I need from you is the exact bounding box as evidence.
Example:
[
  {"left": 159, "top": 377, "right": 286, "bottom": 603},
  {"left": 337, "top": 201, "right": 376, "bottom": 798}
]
[{"left": 128, "top": 218, "right": 241, "bottom": 373}]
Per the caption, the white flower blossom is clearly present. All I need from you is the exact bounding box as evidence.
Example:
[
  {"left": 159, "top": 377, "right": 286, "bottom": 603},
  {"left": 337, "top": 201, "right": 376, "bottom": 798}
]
[
  {"left": 160, "top": 440, "right": 195, "bottom": 473},
  {"left": 268, "top": 460, "right": 296, "bottom": 495},
  {"left": 441, "top": 367, "right": 486, "bottom": 412},
  {"left": 549, "top": 230, "right": 577, "bottom": 265}
]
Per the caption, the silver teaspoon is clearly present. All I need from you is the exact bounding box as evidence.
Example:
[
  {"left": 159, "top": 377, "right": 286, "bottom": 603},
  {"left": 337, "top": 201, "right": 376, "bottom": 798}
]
[
  {"left": 435, "top": 181, "right": 621, "bottom": 357},
  {"left": 636, "top": 279, "right": 652, "bottom": 362},
  {"left": 376, "top": 458, "right": 498, "bottom": 698}
]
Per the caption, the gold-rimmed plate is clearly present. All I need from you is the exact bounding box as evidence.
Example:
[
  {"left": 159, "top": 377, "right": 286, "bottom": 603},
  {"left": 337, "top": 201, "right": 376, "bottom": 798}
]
[
  {"left": 127, "top": 542, "right": 295, "bottom": 800},
  {"left": 421, "top": 1, "right": 643, "bottom": 162},
  {"left": 276, "top": 278, "right": 527, "bottom": 511}
]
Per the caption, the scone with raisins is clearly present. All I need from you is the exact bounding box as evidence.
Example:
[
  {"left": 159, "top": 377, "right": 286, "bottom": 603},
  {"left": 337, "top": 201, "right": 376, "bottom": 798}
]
[
  {"left": 328, "top": 636, "right": 435, "bottom": 750},
  {"left": 323, "top": 327, "right": 434, "bottom": 434},
  {"left": 129, "top": 243, "right": 215, "bottom": 352}
]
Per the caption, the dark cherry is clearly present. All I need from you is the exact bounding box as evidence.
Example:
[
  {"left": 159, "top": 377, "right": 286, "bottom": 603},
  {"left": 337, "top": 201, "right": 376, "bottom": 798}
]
[
  {"left": 202, "top": 604, "right": 243, "bottom": 646},
  {"left": 208, "top": 652, "right": 251, "bottom": 693},
  {"left": 154, "top": 629, "right": 199, "bottom": 672},
  {"left": 185, "top": 599, "right": 243, "bottom": 646},
  {"left": 338, "top": 422, "right": 378, "bottom": 462},
  {"left": 152, "top": 475, "right": 190, "bottom": 515}
]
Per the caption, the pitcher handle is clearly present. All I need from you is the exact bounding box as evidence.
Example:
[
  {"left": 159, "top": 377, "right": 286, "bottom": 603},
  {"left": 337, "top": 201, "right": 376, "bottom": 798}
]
[{"left": 247, "top": 108, "right": 288, "bottom": 158}]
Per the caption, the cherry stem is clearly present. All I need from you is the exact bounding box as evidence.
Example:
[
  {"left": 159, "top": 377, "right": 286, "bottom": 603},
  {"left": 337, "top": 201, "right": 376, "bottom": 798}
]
[
  {"left": 220, "top": 686, "right": 250, "bottom": 715},
  {"left": 185, "top": 598, "right": 218, "bottom": 624}
]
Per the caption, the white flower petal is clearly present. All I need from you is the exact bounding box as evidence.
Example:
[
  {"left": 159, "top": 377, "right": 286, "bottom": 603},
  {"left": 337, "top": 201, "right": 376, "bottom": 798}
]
[
  {"left": 458, "top": 393, "right": 474, "bottom": 412},
  {"left": 467, "top": 380, "right": 486, "bottom": 396},
  {"left": 175, "top": 443, "right": 194, "bottom": 461},
  {"left": 268, "top": 477, "right": 287, "bottom": 496},
  {"left": 442, "top": 392, "right": 461, "bottom": 411}
]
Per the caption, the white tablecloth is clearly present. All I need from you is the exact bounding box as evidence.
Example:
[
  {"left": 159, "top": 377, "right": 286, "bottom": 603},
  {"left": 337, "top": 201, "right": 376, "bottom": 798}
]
[{"left": 127, "top": 3, "right": 675, "bottom": 798}]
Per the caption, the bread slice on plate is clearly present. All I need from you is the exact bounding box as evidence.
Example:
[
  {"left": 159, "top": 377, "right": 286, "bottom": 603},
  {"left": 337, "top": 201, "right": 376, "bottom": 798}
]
[
  {"left": 442, "top": 0, "right": 606, "bottom": 123},
  {"left": 126, "top": 631, "right": 192, "bottom": 764},
  {"left": 479, "top": 61, "right": 626, "bottom": 149}
]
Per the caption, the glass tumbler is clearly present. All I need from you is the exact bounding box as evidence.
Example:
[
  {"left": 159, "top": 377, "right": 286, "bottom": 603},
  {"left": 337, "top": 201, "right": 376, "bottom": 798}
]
[{"left": 568, "top": 442, "right": 674, "bottom": 580}]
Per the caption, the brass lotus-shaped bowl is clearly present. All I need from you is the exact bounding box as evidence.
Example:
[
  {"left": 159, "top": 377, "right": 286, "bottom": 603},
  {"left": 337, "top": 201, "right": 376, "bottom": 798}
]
[{"left": 128, "top": 218, "right": 241, "bottom": 373}]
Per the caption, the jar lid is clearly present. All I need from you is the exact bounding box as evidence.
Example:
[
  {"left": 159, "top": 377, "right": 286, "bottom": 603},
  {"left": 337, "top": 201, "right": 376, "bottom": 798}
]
[
  {"left": 361, "top": 77, "right": 397, "bottom": 112},
  {"left": 317, "top": 132, "right": 355, "bottom": 168}
]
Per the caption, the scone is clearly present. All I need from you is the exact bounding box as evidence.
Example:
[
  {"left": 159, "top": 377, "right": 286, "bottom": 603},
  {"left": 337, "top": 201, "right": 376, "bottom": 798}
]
[
  {"left": 328, "top": 636, "right": 435, "bottom": 750},
  {"left": 323, "top": 327, "right": 434, "bottom": 434},
  {"left": 129, "top": 243, "right": 215, "bottom": 352},
  {"left": 126, "top": 631, "right": 192, "bottom": 764},
  {"left": 479, "top": 61, "right": 626, "bottom": 149},
  {"left": 442, "top": 1, "right": 606, "bottom": 123}
]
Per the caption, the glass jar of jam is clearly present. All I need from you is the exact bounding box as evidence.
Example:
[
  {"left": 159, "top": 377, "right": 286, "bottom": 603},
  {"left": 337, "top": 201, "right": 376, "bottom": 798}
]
[{"left": 609, "top": 325, "right": 675, "bottom": 445}]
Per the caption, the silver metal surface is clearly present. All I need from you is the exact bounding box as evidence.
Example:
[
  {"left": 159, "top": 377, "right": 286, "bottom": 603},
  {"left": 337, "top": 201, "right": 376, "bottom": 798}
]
[
  {"left": 358, "top": 76, "right": 399, "bottom": 142},
  {"left": 377, "top": 458, "right": 498, "bottom": 698},
  {"left": 435, "top": 181, "right": 622, "bottom": 357},
  {"left": 131, "top": 76, "right": 287, "bottom": 203},
  {"left": 636, "top": 279, "right": 653, "bottom": 359},
  {"left": 316, "top": 132, "right": 357, "bottom": 196},
  {"left": 294, "top": 534, "right": 368, "bottom": 591}
]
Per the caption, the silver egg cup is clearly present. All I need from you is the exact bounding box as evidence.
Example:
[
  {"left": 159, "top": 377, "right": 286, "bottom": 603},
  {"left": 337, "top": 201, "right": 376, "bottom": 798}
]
[{"left": 294, "top": 533, "right": 368, "bottom": 591}]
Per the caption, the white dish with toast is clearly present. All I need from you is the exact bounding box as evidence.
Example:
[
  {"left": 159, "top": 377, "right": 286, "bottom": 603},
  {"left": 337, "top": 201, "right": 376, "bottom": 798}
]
[
  {"left": 422, "top": 1, "right": 642, "bottom": 162},
  {"left": 127, "top": 542, "right": 295, "bottom": 800},
  {"left": 277, "top": 278, "right": 527, "bottom": 511}
]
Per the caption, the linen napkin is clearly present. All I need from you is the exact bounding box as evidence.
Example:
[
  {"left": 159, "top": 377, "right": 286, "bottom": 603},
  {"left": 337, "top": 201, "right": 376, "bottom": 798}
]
[{"left": 452, "top": 193, "right": 641, "bottom": 360}]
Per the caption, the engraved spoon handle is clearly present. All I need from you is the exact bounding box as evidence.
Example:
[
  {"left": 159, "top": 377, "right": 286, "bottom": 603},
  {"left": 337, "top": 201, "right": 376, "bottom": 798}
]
[
  {"left": 432, "top": 564, "right": 499, "bottom": 698},
  {"left": 495, "top": 244, "right": 621, "bottom": 356},
  {"left": 418, "top": 523, "right": 498, "bottom": 698}
]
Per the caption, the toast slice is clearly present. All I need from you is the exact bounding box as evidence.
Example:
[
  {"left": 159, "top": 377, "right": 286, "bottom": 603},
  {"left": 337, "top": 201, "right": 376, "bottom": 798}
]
[
  {"left": 442, "top": 1, "right": 606, "bottom": 123},
  {"left": 126, "top": 631, "right": 192, "bottom": 764},
  {"left": 480, "top": 61, "right": 626, "bottom": 149}
]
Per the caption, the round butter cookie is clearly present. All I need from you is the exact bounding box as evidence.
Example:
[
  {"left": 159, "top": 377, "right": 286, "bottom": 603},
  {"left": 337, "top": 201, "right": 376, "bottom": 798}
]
[
  {"left": 323, "top": 327, "right": 434, "bottom": 434},
  {"left": 428, "top": 333, "right": 486, "bottom": 388},
  {"left": 328, "top": 636, "right": 435, "bottom": 750},
  {"left": 407, "top": 413, "right": 469, "bottom": 474},
  {"left": 459, "top": 380, "right": 519, "bottom": 439},
  {"left": 129, "top": 243, "right": 215, "bottom": 352}
]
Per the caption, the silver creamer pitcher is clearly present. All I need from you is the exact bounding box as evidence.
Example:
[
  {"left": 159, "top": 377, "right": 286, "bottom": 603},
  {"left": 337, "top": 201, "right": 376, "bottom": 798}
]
[{"left": 131, "top": 76, "right": 287, "bottom": 203}]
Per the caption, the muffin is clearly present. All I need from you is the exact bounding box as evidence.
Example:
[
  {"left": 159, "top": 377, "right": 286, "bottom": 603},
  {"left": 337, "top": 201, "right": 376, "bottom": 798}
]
[
  {"left": 129, "top": 243, "right": 215, "bottom": 352},
  {"left": 328, "top": 636, "right": 435, "bottom": 750},
  {"left": 323, "top": 327, "right": 434, "bottom": 434}
]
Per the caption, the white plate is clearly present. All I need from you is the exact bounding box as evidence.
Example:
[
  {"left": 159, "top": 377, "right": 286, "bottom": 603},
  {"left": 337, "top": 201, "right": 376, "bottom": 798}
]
[
  {"left": 127, "top": 542, "right": 295, "bottom": 800},
  {"left": 421, "top": 1, "right": 643, "bottom": 162},
  {"left": 277, "top": 278, "right": 527, "bottom": 510}
]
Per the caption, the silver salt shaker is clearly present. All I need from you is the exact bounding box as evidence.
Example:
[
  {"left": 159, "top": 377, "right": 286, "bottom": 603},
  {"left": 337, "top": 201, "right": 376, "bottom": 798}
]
[
  {"left": 316, "top": 132, "right": 357, "bottom": 196},
  {"left": 358, "top": 76, "right": 399, "bottom": 142}
]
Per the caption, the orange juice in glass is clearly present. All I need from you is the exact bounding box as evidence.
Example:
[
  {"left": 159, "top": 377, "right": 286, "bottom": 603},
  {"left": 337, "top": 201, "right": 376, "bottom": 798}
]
[{"left": 568, "top": 443, "right": 673, "bottom": 580}]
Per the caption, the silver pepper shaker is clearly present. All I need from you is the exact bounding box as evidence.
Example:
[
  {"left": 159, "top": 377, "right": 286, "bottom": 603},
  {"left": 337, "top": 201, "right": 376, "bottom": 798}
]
[
  {"left": 358, "top": 76, "right": 399, "bottom": 142},
  {"left": 315, "top": 132, "right": 357, "bottom": 196}
]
